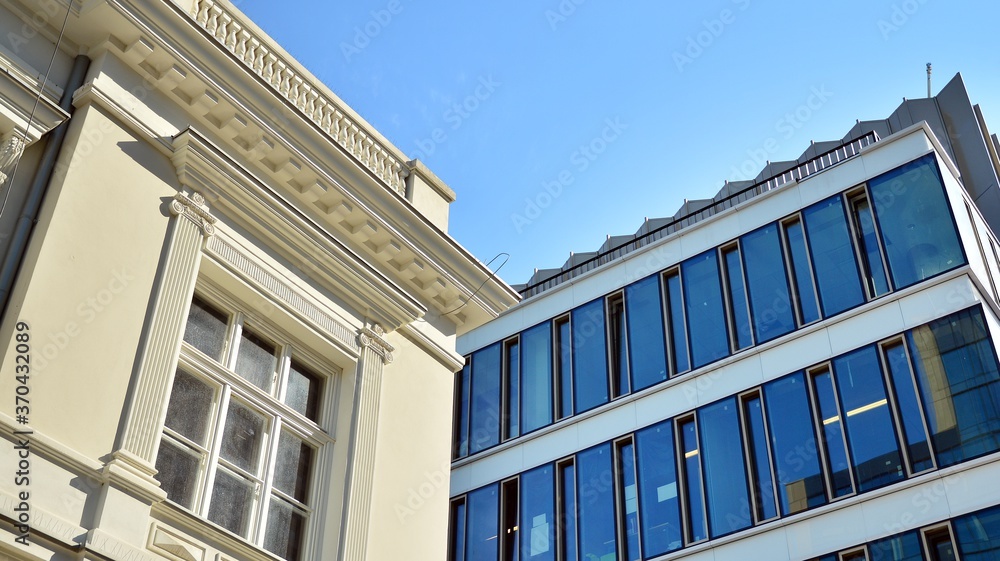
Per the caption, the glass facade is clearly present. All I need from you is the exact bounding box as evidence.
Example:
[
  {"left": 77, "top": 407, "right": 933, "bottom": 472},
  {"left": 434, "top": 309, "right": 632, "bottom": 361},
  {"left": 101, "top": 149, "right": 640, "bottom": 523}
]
[
  {"left": 521, "top": 323, "right": 552, "bottom": 434},
  {"left": 451, "top": 305, "right": 1000, "bottom": 560}
]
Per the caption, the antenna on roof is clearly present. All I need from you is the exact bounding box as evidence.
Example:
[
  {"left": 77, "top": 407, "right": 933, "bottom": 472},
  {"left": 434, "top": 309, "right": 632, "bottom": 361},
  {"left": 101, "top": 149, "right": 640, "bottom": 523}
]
[{"left": 927, "top": 62, "right": 932, "bottom": 98}]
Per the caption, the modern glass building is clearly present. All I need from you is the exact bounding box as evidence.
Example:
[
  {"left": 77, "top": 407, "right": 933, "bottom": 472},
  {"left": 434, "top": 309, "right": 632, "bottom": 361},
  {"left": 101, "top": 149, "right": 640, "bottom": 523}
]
[{"left": 449, "top": 75, "right": 1000, "bottom": 561}]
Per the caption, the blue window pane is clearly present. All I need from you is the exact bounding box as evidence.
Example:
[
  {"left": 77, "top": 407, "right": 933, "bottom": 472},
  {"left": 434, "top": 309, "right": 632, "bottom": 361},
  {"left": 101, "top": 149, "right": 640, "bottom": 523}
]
[
  {"left": 572, "top": 300, "right": 609, "bottom": 413},
  {"left": 470, "top": 345, "right": 501, "bottom": 454},
  {"left": 834, "top": 347, "right": 905, "bottom": 492},
  {"left": 556, "top": 319, "right": 573, "bottom": 418},
  {"left": 635, "top": 420, "right": 682, "bottom": 557},
  {"left": 664, "top": 272, "right": 690, "bottom": 374},
  {"left": 956, "top": 505, "right": 1000, "bottom": 561},
  {"left": 742, "top": 224, "right": 796, "bottom": 343},
  {"left": 852, "top": 195, "right": 892, "bottom": 297},
  {"left": 608, "top": 294, "right": 630, "bottom": 398},
  {"left": 883, "top": 342, "right": 934, "bottom": 473},
  {"left": 467, "top": 484, "right": 499, "bottom": 561},
  {"left": 743, "top": 395, "right": 778, "bottom": 521},
  {"left": 869, "top": 154, "right": 966, "bottom": 289},
  {"left": 784, "top": 219, "right": 821, "bottom": 324},
  {"left": 869, "top": 530, "right": 924, "bottom": 561},
  {"left": 626, "top": 276, "right": 668, "bottom": 391},
  {"left": 577, "top": 444, "right": 616, "bottom": 560},
  {"left": 559, "top": 463, "right": 579, "bottom": 561},
  {"left": 520, "top": 465, "right": 555, "bottom": 561},
  {"left": 617, "top": 442, "right": 641, "bottom": 561},
  {"left": 763, "top": 373, "right": 826, "bottom": 515},
  {"left": 803, "top": 196, "right": 866, "bottom": 316},
  {"left": 908, "top": 307, "right": 1000, "bottom": 467},
  {"left": 521, "top": 323, "right": 553, "bottom": 434},
  {"left": 682, "top": 250, "right": 730, "bottom": 368},
  {"left": 698, "top": 398, "right": 752, "bottom": 537},
  {"left": 811, "top": 369, "right": 854, "bottom": 498},
  {"left": 450, "top": 501, "right": 466, "bottom": 561},
  {"left": 454, "top": 361, "right": 471, "bottom": 459},
  {"left": 723, "top": 247, "right": 753, "bottom": 350},
  {"left": 679, "top": 419, "right": 707, "bottom": 543},
  {"left": 504, "top": 340, "right": 520, "bottom": 439}
]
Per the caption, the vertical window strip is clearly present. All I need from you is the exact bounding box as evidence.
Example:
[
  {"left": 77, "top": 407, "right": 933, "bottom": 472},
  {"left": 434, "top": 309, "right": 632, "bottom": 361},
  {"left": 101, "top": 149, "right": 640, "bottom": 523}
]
[
  {"left": 676, "top": 416, "right": 707, "bottom": 544},
  {"left": 782, "top": 216, "right": 822, "bottom": 326},
  {"left": 663, "top": 269, "right": 691, "bottom": 375},
  {"left": 848, "top": 190, "right": 892, "bottom": 298},
  {"left": 808, "top": 366, "right": 855, "bottom": 500},
  {"left": 739, "top": 391, "right": 779, "bottom": 523},
  {"left": 721, "top": 244, "right": 754, "bottom": 352},
  {"left": 554, "top": 316, "right": 573, "bottom": 420},
  {"left": 607, "top": 292, "right": 630, "bottom": 399},
  {"left": 503, "top": 337, "right": 520, "bottom": 441}
]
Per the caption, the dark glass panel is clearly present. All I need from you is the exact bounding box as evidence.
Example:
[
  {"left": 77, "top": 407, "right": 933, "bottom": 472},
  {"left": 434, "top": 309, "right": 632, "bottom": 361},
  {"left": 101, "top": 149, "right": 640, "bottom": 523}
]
[
  {"left": 869, "top": 154, "right": 965, "bottom": 289},
  {"left": 454, "top": 361, "right": 471, "bottom": 459},
  {"left": 723, "top": 246, "right": 753, "bottom": 350},
  {"left": 698, "top": 398, "right": 752, "bottom": 537},
  {"left": 285, "top": 360, "right": 321, "bottom": 421},
  {"left": 608, "top": 294, "right": 630, "bottom": 398},
  {"left": 559, "top": 463, "right": 579, "bottom": 561},
  {"left": 882, "top": 342, "right": 934, "bottom": 473},
  {"left": 617, "top": 442, "right": 641, "bottom": 560},
  {"left": 467, "top": 484, "right": 500, "bottom": 561},
  {"left": 802, "top": 196, "right": 866, "bottom": 316},
  {"left": 273, "top": 431, "right": 312, "bottom": 502},
  {"left": 664, "top": 272, "right": 690, "bottom": 374},
  {"left": 520, "top": 465, "right": 555, "bottom": 561},
  {"left": 742, "top": 224, "right": 796, "bottom": 343},
  {"left": 625, "top": 275, "right": 668, "bottom": 390},
  {"left": 184, "top": 296, "right": 228, "bottom": 360},
  {"left": 165, "top": 370, "right": 214, "bottom": 446},
  {"left": 555, "top": 318, "right": 573, "bottom": 418},
  {"left": 155, "top": 439, "right": 201, "bottom": 508},
  {"left": 577, "top": 444, "right": 617, "bottom": 559},
  {"left": 763, "top": 373, "right": 826, "bottom": 515},
  {"left": 449, "top": 501, "right": 467, "bottom": 561},
  {"left": 504, "top": 339, "right": 521, "bottom": 439},
  {"left": 572, "top": 299, "right": 609, "bottom": 413},
  {"left": 784, "top": 219, "right": 821, "bottom": 324},
  {"left": 955, "top": 505, "right": 1000, "bottom": 561},
  {"left": 470, "top": 345, "right": 502, "bottom": 454},
  {"left": 682, "top": 250, "right": 730, "bottom": 368},
  {"left": 852, "top": 195, "right": 891, "bottom": 297},
  {"left": 635, "top": 420, "right": 682, "bottom": 557},
  {"left": 208, "top": 469, "right": 255, "bottom": 536},
  {"left": 264, "top": 498, "right": 306, "bottom": 560},
  {"left": 678, "top": 418, "right": 707, "bottom": 543},
  {"left": 811, "top": 369, "right": 854, "bottom": 498},
  {"left": 501, "top": 479, "right": 519, "bottom": 561},
  {"left": 743, "top": 395, "right": 778, "bottom": 521},
  {"left": 868, "top": 528, "right": 924, "bottom": 561}
]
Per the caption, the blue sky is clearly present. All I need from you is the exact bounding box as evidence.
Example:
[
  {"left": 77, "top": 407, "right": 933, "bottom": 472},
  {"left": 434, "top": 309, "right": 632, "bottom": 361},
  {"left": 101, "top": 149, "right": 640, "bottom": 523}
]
[{"left": 237, "top": 0, "right": 1000, "bottom": 287}]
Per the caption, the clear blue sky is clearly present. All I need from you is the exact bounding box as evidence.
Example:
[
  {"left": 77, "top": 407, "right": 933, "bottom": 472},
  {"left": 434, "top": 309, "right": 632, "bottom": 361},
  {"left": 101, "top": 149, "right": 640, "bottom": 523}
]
[{"left": 236, "top": 0, "right": 1000, "bottom": 287}]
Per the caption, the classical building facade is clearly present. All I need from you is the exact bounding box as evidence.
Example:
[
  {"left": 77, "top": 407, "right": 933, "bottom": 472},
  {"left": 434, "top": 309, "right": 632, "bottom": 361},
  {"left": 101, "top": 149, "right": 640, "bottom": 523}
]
[
  {"left": 450, "top": 75, "right": 1000, "bottom": 561},
  {"left": 0, "top": 1, "right": 518, "bottom": 560}
]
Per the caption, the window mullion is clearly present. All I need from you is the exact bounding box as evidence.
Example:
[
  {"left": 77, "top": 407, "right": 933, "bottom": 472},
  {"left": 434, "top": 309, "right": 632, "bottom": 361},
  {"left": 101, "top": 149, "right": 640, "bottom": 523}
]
[
  {"left": 256, "top": 416, "right": 282, "bottom": 545},
  {"left": 276, "top": 346, "right": 293, "bottom": 403},
  {"left": 200, "top": 384, "right": 233, "bottom": 517},
  {"left": 227, "top": 312, "right": 246, "bottom": 371}
]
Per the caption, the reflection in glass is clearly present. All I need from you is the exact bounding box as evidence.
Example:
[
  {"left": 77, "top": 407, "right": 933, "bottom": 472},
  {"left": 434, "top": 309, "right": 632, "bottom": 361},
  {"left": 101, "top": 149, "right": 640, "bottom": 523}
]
[
  {"left": 520, "top": 465, "right": 555, "bottom": 561},
  {"left": 577, "top": 444, "right": 617, "bottom": 559},
  {"left": 802, "top": 196, "right": 866, "bottom": 316},
  {"left": 882, "top": 342, "right": 934, "bottom": 473},
  {"left": 522, "top": 324, "right": 552, "bottom": 434},
  {"left": 504, "top": 338, "right": 522, "bottom": 438},
  {"left": 851, "top": 195, "right": 891, "bottom": 298},
  {"left": 470, "top": 345, "right": 501, "bottom": 454},
  {"left": 763, "top": 373, "right": 826, "bottom": 515},
  {"left": 698, "top": 398, "right": 752, "bottom": 537},
  {"left": 743, "top": 394, "right": 778, "bottom": 521},
  {"left": 664, "top": 272, "right": 690, "bottom": 374},
  {"left": 811, "top": 369, "right": 854, "bottom": 498},
  {"left": 635, "top": 421, "right": 682, "bottom": 557},
  {"left": 678, "top": 419, "right": 707, "bottom": 543},
  {"left": 682, "top": 251, "right": 730, "bottom": 368},
  {"left": 572, "top": 299, "right": 609, "bottom": 413},
  {"left": 555, "top": 318, "right": 573, "bottom": 419},
  {"left": 742, "top": 224, "right": 796, "bottom": 343},
  {"left": 466, "top": 484, "right": 500, "bottom": 561},
  {"left": 220, "top": 400, "right": 265, "bottom": 475},
  {"left": 625, "top": 275, "right": 668, "bottom": 390},
  {"left": 617, "top": 442, "right": 641, "bottom": 560},
  {"left": 723, "top": 246, "right": 753, "bottom": 350},
  {"left": 784, "top": 219, "right": 821, "bottom": 324}
]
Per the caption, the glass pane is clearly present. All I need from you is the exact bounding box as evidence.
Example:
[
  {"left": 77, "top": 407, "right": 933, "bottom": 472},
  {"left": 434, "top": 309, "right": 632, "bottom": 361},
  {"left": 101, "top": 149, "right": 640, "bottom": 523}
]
[
  {"left": 454, "top": 361, "right": 471, "bottom": 459},
  {"left": 155, "top": 439, "right": 201, "bottom": 508},
  {"left": 785, "top": 219, "right": 821, "bottom": 324},
  {"left": 909, "top": 308, "right": 1000, "bottom": 467},
  {"left": 577, "top": 444, "right": 616, "bottom": 560},
  {"left": 608, "top": 294, "right": 630, "bottom": 398},
  {"left": 682, "top": 250, "right": 730, "bottom": 368},
  {"left": 572, "top": 299, "right": 609, "bottom": 413},
  {"left": 522, "top": 323, "right": 553, "bottom": 433},
  {"left": 802, "top": 196, "right": 866, "bottom": 316},
  {"left": 235, "top": 328, "right": 277, "bottom": 391},
  {"left": 220, "top": 400, "right": 265, "bottom": 475},
  {"left": 679, "top": 419, "right": 707, "bottom": 543},
  {"left": 165, "top": 370, "right": 214, "bottom": 446},
  {"left": 723, "top": 247, "right": 753, "bottom": 350},
  {"left": 625, "top": 275, "right": 668, "bottom": 391},
  {"left": 955, "top": 505, "right": 1000, "bottom": 561},
  {"left": 264, "top": 497, "right": 306, "bottom": 560},
  {"left": 635, "top": 420, "right": 682, "bottom": 557},
  {"left": 742, "top": 224, "right": 796, "bottom": 343},
  {"left": 556, "top": 319, "right": 573, "bottom": 418},
  {"left": 868, "top": 530, "right": 925, "bottom": 561},
  {"left": 883, "top": 343, "right": 934, "bottom": 473},
  {"left": 834, "top": 347, "right": 905, "bottom": 492},
  {"left": 184, "top": 297, "right": 228, "bottom": 360},
  {"left": 501, "top": 480, "right": 518, "bottom": 561},
  {"left": 869, "top": 154, "right": 965, "bottom": 289},
  {"left": 811, "top": 369, "right": 854, "bottom": 498},
  {"left": 505, "top": 338, "right": 520, "bottom": 439},
  {"left": 664, "top": 272, "right": 690, "bottom": 374},
  {"left": 450, "top": 501, "right": 467, "bottom": 561},
  {"left": 466, "top": 484, "right": 500, "bottom": 561},
  {"left": 559, "top": 463, "right": 578, "bottom": 561},
  {"left": 743, "top": 395, "right": 778, "bottom": 521},
  {"left": 273, "top": 431, "right": 312, "bottom": 502},
  {"left": 926, "top": 530, "right": 957, "bottom": 561},
  {"left": 699, "top": 398, "right": 752, "bottom": 537},
  {"left": 617, "top": 442, "right": 641, "bottom": 561},
  {"left": 763, "top": 373, "right": 826, "bottom": 515},
  {"left": 208, "top": 469, "right": 255, "bottom": 536},
  {"left": 470, "top": 344, "right": 502, "bottom": 454},
  {"left": 285, "top": 360, "right": 321, "bottom": 421},
  {"left": 853, "top": 196, "right": 891, "bottom": 297},
  {"left": 520, "top": 465, "right": 555, "bottom": 561}
]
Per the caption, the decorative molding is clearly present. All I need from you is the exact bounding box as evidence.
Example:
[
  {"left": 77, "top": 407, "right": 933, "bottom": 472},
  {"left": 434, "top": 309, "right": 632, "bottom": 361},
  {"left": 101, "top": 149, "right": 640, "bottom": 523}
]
[
  {"left": 149, "top": 525, "right": 205, "bottom": 561},
  {"left": 205, "top": 235, "right": 361, "bottom": 355},
  {"left": 170, "top": 191, "right": 217, "bottom": 237},
  {"left": 191, "top": 0, "right": 408, "bottom": 197},
  {"left": 0, "top": 135, "right": 25, "bottom": 186},
  {"left": 357, "top": 321, "right": 395, "bottom": 364}
]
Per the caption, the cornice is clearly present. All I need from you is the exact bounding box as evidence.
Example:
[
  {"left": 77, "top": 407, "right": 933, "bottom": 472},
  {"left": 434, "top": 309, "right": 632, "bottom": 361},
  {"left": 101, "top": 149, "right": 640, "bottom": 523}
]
[{"left": 0, "top": 46, "right": 69, "bottom": 143}]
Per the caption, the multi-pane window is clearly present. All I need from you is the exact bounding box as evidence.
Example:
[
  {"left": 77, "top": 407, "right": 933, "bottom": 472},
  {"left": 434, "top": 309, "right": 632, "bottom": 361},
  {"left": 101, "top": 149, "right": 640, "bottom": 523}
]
[{"left": 156, "top": 295, "right": 325, "bottom": 560}]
